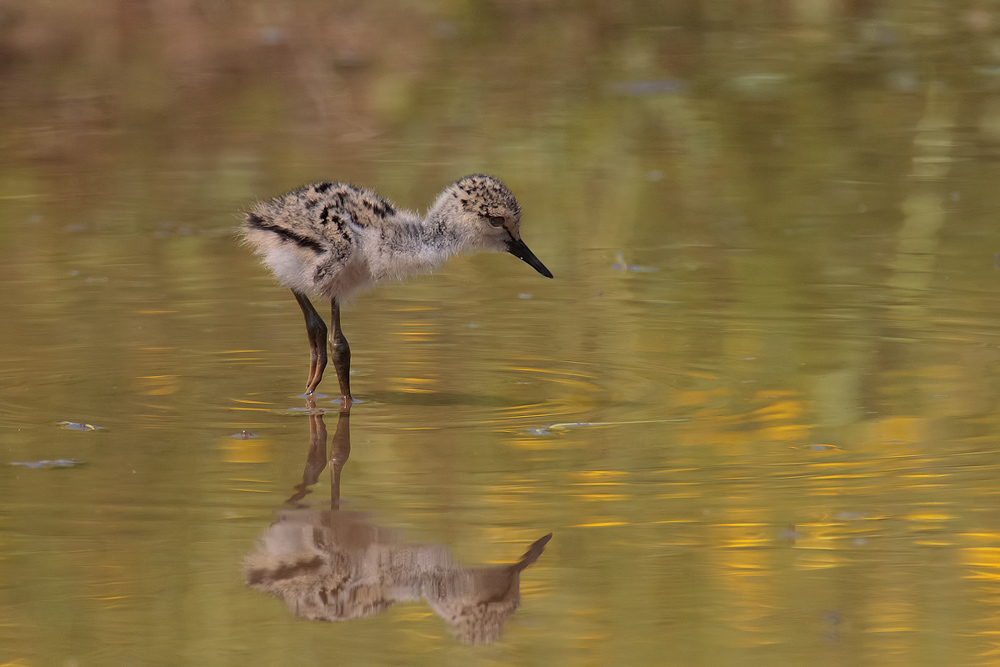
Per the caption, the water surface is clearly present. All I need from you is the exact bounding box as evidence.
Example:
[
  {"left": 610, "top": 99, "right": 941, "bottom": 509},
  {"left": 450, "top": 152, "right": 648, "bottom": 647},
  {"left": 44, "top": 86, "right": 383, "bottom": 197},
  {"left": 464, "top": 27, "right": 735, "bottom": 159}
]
[{"left": 3, "top": 3, "right": 1000, "bottom": 665}]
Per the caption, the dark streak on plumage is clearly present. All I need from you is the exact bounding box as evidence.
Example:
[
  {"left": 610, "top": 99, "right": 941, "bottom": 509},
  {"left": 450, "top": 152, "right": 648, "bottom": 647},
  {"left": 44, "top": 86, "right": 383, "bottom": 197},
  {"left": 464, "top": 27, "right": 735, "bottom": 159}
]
[
  {"left": 245, "top": 212, "right": 325, "bottom": 254},
  {"left": 245, "top": 556, "right": 325, "bottom": 585}
]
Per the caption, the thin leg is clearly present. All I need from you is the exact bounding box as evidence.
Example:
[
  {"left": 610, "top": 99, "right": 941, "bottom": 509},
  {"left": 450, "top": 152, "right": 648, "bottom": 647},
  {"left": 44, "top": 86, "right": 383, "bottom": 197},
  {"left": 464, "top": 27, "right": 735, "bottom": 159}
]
[
  {"left": 293, "top": 290, "right": 328, "bottom": 394},
  {"left": 330, "top": 299, "right": 353, "bottom": 408}
]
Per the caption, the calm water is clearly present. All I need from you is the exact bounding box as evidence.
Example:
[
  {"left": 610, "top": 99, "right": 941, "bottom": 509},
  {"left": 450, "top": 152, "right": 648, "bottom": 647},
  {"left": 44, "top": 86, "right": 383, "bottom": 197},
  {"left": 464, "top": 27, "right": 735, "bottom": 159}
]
[{"left": 4, "top": 3, "right": 1000, "bottom": 665}]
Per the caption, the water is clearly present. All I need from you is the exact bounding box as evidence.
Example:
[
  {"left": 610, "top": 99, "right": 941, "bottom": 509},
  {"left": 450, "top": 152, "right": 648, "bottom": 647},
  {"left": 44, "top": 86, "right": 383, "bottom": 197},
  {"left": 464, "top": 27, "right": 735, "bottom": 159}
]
[{"left": 4, "top": 3, "right": 1000, "bottom": 665}]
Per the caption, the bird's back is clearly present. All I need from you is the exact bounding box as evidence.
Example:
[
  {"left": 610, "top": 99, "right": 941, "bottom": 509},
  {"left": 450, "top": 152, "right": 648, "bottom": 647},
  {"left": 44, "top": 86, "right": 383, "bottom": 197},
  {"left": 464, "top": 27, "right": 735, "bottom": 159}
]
[
  {"left": 242, "top": 182, "right": 401, "bottom": 299},
  {"left": 244, "top": 182, "right": 398, "bottom": 256}
]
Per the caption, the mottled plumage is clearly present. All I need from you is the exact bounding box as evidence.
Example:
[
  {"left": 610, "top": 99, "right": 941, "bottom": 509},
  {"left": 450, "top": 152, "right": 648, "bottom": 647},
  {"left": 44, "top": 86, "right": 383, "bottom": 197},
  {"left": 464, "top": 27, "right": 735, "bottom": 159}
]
[
  {"left": 241, "top": 175, "right": 552, "bottom": 404},
  {"left": 243, "top": 508, "right": 551, "bottom": 644}
]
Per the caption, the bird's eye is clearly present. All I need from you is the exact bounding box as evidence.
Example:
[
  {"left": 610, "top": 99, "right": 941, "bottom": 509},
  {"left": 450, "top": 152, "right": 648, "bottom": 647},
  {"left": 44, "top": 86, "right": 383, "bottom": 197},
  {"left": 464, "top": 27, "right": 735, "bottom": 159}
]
[{"left": 488, "top": 215, "right": 505, "bottom": 227}]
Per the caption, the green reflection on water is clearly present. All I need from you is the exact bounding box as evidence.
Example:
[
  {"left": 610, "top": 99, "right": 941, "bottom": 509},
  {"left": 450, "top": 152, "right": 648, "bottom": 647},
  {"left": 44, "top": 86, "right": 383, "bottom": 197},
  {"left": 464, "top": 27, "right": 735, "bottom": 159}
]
[{"left": 3, "top": 2, "right": 1000, "bottom": 665}]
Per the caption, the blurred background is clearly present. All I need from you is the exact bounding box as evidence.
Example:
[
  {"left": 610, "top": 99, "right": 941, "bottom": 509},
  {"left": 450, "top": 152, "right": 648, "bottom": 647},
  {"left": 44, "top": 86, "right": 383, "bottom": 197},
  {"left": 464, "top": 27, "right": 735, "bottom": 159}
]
[{"left": 4, "top": 1, "right": 1000, "bottom": 665}]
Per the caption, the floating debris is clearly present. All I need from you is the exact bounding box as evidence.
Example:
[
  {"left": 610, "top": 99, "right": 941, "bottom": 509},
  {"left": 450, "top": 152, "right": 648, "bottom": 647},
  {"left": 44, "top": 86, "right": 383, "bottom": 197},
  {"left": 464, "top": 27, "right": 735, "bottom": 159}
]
[
  {"left": 528, "top": 417, "right": 687, "bottom": 436},
  {"left": 11, "top": 459, "right": 82, "bottom": 469},
  {"left": 607, "top": 79, "right": 685, "bottom": 96},
  {"left": 792, "top": 443, "right": 840, "bottom": 452},
  {"left": 610, "top": 253, "right": 659, "bottom": 273},
  {"left": 778, "top": 526, "right": 802, "bottom": 541},
  {"left": 528, "top": 424, "right": 590, "bottom": 436},
  {"left": 728, "top": 73, "right": 789, "bottom": 97},
  {"left": 57, "top": 421, "right": 104, "bottom": 431}
]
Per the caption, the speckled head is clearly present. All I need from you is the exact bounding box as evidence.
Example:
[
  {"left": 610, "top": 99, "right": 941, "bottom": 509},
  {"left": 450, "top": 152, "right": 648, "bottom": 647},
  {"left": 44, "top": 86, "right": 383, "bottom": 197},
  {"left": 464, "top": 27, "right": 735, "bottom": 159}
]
[
  {"left": 453, "top": 174, "right": 522, "bottom": 220},
  {"left": 433, "top": 175, "right": 552, "bottom": 278}
]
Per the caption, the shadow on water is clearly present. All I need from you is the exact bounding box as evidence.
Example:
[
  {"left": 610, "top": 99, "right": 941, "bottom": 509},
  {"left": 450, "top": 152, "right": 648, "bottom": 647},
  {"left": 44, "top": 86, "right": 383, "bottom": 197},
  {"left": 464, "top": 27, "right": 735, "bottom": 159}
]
[{"left": 242, "top": 401, "right": 552, "bottom": 645}]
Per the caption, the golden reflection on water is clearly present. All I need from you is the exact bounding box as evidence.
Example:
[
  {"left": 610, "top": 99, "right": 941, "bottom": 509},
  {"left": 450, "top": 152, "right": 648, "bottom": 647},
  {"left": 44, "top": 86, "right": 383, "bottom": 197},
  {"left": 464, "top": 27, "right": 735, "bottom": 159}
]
[
  {"left": 4, "top": 1, "right": 1000, "bottom": 664},
  {"left": 242, "top": 407, "right": 551, "bottom": 645}
]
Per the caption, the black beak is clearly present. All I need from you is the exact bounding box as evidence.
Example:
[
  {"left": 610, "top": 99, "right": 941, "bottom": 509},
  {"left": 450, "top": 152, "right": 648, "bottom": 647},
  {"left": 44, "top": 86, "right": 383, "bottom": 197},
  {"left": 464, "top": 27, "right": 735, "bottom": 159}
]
[{"left": 506, "top": 238, "right": 553, "bottom": 278}]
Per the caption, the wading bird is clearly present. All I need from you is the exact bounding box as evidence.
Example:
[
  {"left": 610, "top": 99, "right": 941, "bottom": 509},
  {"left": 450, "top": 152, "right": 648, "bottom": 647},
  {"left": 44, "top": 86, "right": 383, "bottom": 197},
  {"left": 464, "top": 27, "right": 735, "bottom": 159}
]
[{"left": 242, "top": 175, "right": 552, "bottom": 407}]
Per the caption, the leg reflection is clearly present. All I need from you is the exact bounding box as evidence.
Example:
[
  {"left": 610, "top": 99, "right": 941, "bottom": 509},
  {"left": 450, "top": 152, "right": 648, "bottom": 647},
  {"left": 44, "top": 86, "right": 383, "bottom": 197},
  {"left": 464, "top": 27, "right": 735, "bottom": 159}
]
[{"left": 244, "top": 407, "right": 549, "bottom": 644}]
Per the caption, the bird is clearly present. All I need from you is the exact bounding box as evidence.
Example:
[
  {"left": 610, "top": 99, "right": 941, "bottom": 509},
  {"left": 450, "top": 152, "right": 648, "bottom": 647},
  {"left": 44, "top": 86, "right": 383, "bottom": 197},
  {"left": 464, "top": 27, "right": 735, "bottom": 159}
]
[{"left": 241, "top": 174, "right": 553, "bottom": 407}]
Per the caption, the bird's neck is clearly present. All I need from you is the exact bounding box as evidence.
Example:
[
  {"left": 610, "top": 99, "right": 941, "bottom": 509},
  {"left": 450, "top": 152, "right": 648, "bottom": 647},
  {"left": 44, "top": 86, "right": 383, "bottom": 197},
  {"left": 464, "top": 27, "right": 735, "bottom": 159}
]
[
  {"left": 421, "top": 208, "right": 470, "bottom": 251},
  {"left": 367, "top": 211, "right": 468, "bottom": 280}
]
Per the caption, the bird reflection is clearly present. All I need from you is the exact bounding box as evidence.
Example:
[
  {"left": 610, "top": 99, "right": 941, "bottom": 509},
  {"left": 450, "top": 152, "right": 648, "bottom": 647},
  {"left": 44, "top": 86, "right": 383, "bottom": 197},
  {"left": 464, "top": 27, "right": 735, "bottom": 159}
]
[{"left": 243, "top": 401, "right": 552, "bottom": 644}]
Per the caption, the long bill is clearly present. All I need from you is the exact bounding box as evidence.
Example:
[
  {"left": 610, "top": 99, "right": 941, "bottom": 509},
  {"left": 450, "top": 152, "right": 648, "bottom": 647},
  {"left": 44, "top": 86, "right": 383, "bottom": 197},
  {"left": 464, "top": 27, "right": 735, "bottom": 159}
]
[{"left": 506, "top": 238, "right": 554, "bottom": 278}]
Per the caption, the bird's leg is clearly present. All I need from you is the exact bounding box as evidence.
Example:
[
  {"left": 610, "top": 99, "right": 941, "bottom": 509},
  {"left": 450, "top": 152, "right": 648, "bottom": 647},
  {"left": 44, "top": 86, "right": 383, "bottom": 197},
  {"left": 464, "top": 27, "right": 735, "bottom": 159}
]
[
  {"left": 330, "top": 299, "right": 353, "bottom": 409},
  {"left": 293, "top": 290, "right": 328, "bottom": 394}
]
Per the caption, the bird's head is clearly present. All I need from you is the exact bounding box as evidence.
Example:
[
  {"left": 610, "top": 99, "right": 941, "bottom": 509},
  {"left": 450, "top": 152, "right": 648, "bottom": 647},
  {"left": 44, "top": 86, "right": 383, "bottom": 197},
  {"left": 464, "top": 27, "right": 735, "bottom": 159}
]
[{"left": 428, "top": 174, "right": 553, "bottom": 278}]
